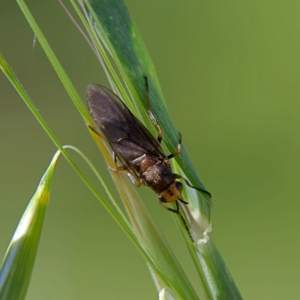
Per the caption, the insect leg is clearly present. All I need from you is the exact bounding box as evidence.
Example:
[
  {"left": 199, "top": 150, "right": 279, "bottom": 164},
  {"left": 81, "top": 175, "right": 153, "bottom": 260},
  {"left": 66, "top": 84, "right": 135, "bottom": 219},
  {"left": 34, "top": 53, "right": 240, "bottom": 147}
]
[
  {"left": 174, "top": 174, "right": 212, "bottom": 198},
  {"left": 108, "top": 165, "right": 127, "bottom": 174},
  {"left": 111, "top": 151, "right": 126, "bottom": 171},
  {"left": 108, "top": 164, "right": 143, "bottom": 187},
  {"left": 167, "top": 132, "right": 182, "bottom": 159},
  {"left": 144, "top": 76, "right": 163, "bottom": 143},
  {"left": 159, "top": 200, "right": 194, "bottom": 242},
  {"left": 87, "top": 124, "right": 107, "bottom": 141}
]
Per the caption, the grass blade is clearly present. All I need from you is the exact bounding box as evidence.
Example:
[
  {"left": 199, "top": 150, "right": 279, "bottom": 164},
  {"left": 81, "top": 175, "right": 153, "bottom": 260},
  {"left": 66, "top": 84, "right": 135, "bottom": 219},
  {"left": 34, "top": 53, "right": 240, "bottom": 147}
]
[{"left": 0, "top": 151, "right": 59, "bottom": 300}]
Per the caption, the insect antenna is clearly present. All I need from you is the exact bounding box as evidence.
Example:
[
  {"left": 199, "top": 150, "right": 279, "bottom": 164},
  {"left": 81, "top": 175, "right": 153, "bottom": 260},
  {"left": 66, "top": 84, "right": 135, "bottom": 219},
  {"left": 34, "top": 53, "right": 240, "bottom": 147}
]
[
  {"left": 178, "top": 198, "right": 189, "bottom": 205},
  {"left": 175, "top": 174, "right": 211, "bottom": 198}
]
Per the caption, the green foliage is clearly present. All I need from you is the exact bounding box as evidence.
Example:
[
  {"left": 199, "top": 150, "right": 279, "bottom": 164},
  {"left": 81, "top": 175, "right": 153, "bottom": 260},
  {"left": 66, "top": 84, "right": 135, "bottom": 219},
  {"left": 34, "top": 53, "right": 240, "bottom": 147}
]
[{"left": 0, "top": 0, "right": 242, "bottom": 299}]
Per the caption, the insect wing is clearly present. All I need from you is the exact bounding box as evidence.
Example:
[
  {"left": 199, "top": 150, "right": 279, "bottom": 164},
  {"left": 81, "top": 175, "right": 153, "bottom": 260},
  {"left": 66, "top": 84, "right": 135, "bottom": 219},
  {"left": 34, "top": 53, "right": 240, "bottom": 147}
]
[{"left": 86, "top": 84, "right": 165, "bottom": 169}]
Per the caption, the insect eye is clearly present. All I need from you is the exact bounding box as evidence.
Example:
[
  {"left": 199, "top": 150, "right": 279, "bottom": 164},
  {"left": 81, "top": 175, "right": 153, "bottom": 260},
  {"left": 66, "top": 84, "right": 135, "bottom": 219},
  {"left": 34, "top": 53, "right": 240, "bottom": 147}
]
[
  {"left": 158, "top": 195, "right": 167, "bottom": 203},
  {"left": 175, "top": 182, "right": 183, "bottom": 192}
]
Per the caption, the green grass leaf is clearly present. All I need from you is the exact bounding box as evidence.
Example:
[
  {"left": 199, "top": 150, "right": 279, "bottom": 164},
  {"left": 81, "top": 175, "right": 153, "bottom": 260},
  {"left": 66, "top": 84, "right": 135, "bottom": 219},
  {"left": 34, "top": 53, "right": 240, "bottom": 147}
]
[
  {"left": 1, "top": 0, "right": 244, "bottom": 298},
  {"left": 0, "top": 150, "right": 59, "bottom": 300}
]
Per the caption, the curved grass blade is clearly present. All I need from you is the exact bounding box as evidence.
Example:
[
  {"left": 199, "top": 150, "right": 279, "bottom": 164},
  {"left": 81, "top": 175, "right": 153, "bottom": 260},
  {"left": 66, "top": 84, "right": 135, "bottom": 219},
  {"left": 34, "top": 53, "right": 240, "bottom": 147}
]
[{"left": 0, "top": 151, "right": 60, "bottom": 300}]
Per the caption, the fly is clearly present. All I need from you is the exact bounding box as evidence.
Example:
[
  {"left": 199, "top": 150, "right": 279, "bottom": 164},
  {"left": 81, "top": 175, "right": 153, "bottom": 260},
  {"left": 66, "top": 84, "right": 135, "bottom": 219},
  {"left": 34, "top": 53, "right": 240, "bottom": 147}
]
[{"left": 86, "top": 78, "right": 211, "bottom": 241}]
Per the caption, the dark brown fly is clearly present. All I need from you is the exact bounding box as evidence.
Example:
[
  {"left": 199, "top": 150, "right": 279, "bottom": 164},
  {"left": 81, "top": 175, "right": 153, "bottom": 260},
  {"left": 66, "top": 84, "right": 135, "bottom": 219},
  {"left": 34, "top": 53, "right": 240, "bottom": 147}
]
[{"left": 86, "top": 79, "right": 211, "bottom": 241}]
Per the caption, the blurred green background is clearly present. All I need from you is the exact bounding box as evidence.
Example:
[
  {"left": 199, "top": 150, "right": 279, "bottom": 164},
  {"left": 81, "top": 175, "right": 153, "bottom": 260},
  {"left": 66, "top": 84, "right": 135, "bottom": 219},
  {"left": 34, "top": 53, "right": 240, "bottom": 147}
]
[{"left": 1, "top": 0, "right": 300, "bottom": 299}]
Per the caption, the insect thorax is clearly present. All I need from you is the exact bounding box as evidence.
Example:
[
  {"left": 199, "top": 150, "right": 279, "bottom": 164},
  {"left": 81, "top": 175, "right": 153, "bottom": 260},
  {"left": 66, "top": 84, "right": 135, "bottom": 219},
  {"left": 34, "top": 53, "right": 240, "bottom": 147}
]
[{"left": 140, "top": 158, "right": 175, "bottom": 194}]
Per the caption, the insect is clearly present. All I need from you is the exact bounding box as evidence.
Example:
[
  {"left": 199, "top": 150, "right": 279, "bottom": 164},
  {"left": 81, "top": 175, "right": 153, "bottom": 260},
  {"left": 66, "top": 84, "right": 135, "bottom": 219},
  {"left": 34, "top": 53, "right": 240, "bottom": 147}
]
[{"left": 86, "top": 78, "right": 211, "bottom": 241}]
